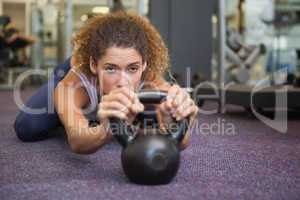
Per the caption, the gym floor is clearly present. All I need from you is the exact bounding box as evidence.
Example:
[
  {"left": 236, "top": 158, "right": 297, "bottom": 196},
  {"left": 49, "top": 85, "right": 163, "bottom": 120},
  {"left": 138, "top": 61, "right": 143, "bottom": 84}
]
[{"left": 0, "top": 89, "right": 299, "bottom": 200}]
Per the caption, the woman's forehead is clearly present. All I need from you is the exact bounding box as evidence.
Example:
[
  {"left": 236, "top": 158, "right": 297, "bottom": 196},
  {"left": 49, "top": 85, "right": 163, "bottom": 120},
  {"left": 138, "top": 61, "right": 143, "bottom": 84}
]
[{"left": 99, "top": 46, "right": 143, "bottom": 65}]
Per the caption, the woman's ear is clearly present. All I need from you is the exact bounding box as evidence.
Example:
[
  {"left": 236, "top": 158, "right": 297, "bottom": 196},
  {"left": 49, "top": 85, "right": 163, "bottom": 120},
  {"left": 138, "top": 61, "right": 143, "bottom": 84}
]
[{"left": 89, "top": 57, "right": 98, "bottom": 75}]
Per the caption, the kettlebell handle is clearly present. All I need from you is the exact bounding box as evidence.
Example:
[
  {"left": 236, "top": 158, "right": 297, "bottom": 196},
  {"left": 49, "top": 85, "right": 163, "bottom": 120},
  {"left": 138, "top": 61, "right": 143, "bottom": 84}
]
[
  {"left": 138, "top": 90, "right": 167, "bottom": 104},
  {"left": 109, "top": 90, "right": 189, "bottom": 147}
]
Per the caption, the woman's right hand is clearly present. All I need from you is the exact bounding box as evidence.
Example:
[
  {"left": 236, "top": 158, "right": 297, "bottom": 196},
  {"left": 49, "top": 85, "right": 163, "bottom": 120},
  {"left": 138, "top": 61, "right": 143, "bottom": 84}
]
[{"left": 97, "top": 86, "right": 144, "bottom": 130}]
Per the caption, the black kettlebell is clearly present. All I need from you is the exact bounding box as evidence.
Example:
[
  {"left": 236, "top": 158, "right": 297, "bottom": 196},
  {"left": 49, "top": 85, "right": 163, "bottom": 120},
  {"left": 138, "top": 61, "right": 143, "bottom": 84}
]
[{"left": 109, "top": 90, "right": 189, "bottom": 185}]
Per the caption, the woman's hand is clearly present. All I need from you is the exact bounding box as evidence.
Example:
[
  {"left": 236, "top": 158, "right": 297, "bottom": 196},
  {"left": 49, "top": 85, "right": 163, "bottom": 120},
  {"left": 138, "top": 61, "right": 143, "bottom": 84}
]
[
  {"left": 157, "top": 84, "right": 199, "bottom": 149},
  {"left": 97, "top": 86, "right": 144, "bottom": 131},
  {"left": 159, "top": 84, "right": 198, "bottom": 121}
]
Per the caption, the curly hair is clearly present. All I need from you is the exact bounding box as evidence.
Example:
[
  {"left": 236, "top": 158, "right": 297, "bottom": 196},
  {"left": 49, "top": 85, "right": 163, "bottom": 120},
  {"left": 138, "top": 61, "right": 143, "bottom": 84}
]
[{"left": 71, "top": 12, "right": 170, "bottom": 83}]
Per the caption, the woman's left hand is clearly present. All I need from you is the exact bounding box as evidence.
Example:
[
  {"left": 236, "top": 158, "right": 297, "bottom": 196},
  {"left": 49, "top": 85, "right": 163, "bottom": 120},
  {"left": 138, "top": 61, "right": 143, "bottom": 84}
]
[{"left": 159, "top": 84, "right": 198, "bottom": 122}]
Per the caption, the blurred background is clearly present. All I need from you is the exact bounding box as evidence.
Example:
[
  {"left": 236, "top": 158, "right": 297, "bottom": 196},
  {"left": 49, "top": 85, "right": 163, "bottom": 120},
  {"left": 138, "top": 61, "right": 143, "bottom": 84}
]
[
  {"left": 0, "top": 0, "right": 300, "bottom": 106},
  {"left": 0, "top": 0, "right": 152, "bottom": 89},
  {"left": 1, "top": 2, "right": 299, "bottom": 198}
]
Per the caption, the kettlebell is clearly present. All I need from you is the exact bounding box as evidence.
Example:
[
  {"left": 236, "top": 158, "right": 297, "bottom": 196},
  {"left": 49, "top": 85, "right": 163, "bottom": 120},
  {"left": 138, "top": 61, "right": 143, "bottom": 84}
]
[{"left": 109, "top": 90, "right": 189, "bottom": 185}]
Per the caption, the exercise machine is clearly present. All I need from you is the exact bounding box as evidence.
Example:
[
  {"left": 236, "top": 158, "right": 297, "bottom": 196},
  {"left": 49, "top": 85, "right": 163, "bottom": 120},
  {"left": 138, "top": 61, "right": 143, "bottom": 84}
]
[{"left": 197, "top": 0, "right": 300, "bottom": 116}]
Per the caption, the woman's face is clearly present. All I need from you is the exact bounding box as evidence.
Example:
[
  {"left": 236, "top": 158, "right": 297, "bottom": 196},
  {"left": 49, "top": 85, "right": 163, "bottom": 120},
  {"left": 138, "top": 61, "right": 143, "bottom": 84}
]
[{"left": 92, "top": 46, "right": 146, "bottom": 95}]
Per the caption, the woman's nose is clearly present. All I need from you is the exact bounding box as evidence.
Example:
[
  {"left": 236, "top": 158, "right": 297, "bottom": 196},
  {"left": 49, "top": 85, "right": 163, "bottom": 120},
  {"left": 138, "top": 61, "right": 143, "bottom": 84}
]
[{"left": 116, "top": 71, "right": 131, "bottom": 88}]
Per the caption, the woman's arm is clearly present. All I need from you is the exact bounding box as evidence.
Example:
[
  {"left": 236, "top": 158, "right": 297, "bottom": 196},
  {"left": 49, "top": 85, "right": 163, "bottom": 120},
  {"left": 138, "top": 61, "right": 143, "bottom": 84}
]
[{"left": 54, "top": 72, "right": 112, "bottom": 154}]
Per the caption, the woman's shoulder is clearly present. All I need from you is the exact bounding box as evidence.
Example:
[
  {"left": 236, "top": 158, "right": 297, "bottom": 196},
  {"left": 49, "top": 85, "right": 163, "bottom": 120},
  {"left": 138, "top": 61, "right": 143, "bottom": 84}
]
[{"left": 58, "top": 67, "right": 82, "bottom": 87}]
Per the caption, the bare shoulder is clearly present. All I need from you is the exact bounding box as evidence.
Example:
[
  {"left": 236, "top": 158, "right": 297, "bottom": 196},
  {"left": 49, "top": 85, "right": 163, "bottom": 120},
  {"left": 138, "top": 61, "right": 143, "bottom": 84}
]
[{"left": 54, "top": 68, "right": 90, "bottom": 109}]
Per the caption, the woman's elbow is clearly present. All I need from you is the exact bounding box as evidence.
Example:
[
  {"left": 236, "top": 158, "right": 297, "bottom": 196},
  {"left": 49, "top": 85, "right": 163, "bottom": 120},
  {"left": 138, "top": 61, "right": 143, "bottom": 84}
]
[
  {"left": 69, "top": 139, "right": 94, "bottom": 154},
  {"left": 70, "top": 145, "right": 92, "bottom": 155},
  {"left": 68, "top": 136, "right": 103, "bottom": 154}
]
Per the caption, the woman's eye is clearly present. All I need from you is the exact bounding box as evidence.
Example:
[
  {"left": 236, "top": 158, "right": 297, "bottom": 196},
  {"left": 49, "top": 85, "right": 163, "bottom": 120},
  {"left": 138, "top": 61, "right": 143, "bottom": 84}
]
[
  {"left": 128, "top": 66, "right": 139, "bottom": 73},
  {"left": 105, "top": 66, "right": 116, "bottom": 73}
]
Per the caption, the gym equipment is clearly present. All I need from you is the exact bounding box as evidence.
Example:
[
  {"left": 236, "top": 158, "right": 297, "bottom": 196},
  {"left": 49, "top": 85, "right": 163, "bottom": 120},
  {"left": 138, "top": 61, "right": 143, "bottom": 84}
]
[
  {"left": 263, "top": 11, "right": 299, "bottom": 85},
  {"left": 0, "top": 15, "right": 35, "bottom": 67},
  {"left": 0, "top": 15, "right": 36, "bottom": 88},
  {"left": 197, "top": 0, "right": 300, "bottom": 115},
  {"left": 109, "top": 90, "right": 189, "bottom": 185},
  {"left": 197, "top": 84, "right": 300, "bottom": 112},
  {"left": 295, "top": 76, "right": 300, "bottom": 87},
  {"left": 225, "top": 28, "right": 266, "bottom": 84}
]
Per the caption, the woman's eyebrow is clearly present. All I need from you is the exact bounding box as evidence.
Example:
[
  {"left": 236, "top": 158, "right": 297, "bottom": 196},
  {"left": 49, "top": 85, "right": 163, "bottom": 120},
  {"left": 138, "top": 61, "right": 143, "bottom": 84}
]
[
  {"left": 103, "top": 62, "right": 141, "bottom": 67},
  {"left": 104, "top": 63, "right": 118, "bottom": 67},
  {"left": 127, "top": 62, "right": 141, "bottom": 66}
]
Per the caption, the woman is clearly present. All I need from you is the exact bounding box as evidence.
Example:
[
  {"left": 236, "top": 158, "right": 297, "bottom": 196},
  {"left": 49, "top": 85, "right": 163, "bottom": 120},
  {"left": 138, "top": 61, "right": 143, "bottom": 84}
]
[{"left": 14, "top": 12, "right": 198, "bottom": 154}]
